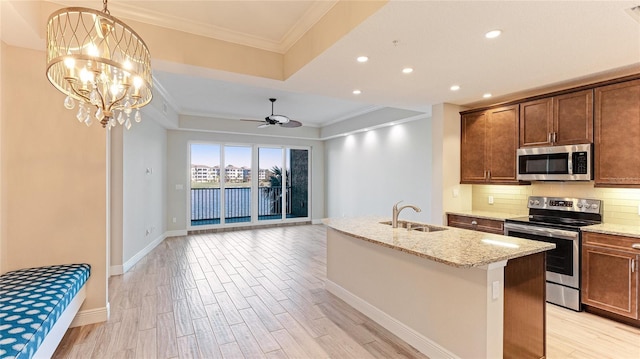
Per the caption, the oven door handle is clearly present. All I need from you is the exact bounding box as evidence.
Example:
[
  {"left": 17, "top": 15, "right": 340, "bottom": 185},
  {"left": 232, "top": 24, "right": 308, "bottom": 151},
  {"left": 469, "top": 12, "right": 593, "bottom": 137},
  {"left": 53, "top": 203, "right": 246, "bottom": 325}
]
[{"left": 504, "top": 223, "right": 578, "bottom": 240}]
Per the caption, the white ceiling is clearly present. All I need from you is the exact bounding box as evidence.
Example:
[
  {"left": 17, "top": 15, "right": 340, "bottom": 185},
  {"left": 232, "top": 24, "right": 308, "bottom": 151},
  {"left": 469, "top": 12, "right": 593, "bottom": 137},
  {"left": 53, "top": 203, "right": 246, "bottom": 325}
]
[{"left": 3, "top": 0, "right": 640, "bottom": 129}]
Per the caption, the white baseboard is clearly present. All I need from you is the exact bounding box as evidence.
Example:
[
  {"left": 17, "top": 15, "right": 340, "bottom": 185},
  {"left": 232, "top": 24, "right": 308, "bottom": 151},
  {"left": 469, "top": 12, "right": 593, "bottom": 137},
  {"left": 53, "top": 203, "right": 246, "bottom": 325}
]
[
  {"left": 122, "top": 232, "right": 167, "bottom": 273},
  {"left": 70, "top": 305, "right": 108, "bottom": 327},
  {"left": 165, "top": 229, "right": 188, "bottom": 237},
  {"left": 312, "top": 219, "right": 323, "bottom": 225},
  {"left": 110, "top": 265, "right": 123, "bottom": 276},
  {"left": 110, "top": 230, "right": 180, "bottom": 277},
  {"left": 325, "top": 280, "right": 459, "bottom": 359}
]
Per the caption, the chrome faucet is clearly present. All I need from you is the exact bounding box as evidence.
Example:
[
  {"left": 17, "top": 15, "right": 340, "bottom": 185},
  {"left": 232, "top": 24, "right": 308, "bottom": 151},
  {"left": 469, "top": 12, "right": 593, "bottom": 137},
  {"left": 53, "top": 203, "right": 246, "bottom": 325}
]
[{"left": 392, "top": 200, "right": 422, "bottom": 228}]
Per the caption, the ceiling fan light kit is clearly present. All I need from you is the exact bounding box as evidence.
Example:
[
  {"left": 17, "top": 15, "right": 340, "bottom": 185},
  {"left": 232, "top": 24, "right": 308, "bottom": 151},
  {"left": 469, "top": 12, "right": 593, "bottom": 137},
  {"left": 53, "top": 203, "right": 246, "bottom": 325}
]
[{"left": 241, "top": 98, "right": 302, "bottom": 128}]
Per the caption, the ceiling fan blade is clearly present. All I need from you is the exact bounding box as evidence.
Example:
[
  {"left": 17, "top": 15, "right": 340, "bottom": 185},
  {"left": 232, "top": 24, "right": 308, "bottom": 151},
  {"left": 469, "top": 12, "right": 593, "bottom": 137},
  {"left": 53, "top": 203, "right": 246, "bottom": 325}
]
[
  {"left": 240, "top": 119, "right": 265, "bottom": 123},
  {"left": 257, "top": 123, "right": 271, "bottom": 128},
  {"left": 280, "top": 120, "right": 302, "bottom": 128}
]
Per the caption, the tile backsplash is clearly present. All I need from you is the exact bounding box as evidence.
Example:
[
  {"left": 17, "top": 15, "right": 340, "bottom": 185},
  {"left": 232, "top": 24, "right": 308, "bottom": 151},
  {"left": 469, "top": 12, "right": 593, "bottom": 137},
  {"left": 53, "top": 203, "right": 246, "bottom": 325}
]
[{"left": 472, "top": 183, "right": 640, "bottom": 225}]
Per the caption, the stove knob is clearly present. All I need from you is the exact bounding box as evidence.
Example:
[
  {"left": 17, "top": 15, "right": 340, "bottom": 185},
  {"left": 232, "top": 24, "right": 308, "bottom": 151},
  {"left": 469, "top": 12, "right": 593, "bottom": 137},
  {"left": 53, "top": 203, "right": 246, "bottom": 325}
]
[
  {"left": 534, "top": 200, "right": 540, "bottom": 206},
  {"left": 529, "top": 200, "right": 535, "bottom": 205},
  {"left": 590, "top": 204, "right": 599, "bottom": 210}
]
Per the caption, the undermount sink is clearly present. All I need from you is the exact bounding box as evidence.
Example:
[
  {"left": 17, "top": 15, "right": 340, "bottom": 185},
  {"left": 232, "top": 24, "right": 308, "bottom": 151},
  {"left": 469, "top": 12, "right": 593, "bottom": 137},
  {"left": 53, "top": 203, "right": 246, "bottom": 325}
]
[{"left": 379, "top": 220, "right": 448, "bottom": 233}]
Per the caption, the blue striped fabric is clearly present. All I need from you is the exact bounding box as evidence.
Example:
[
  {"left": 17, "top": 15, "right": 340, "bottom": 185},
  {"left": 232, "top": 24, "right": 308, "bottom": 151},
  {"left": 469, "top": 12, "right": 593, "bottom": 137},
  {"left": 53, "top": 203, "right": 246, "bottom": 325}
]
[{"left": 0, "top": 264, "right": 91, "bottom": 359}]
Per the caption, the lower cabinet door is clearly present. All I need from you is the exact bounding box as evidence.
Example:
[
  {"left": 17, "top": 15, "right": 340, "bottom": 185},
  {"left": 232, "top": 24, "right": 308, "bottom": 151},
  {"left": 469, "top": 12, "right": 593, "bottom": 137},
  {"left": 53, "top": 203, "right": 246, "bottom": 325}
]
[{"left": 582, "top": 245, "right": 639, "bottom": 319}]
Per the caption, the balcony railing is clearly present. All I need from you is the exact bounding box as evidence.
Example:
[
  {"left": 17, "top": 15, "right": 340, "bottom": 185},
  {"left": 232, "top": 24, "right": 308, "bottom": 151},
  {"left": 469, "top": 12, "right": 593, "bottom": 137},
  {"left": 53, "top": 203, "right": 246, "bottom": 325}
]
[{"left": 191, "top": 187, "right": 291, "bottom": 225}]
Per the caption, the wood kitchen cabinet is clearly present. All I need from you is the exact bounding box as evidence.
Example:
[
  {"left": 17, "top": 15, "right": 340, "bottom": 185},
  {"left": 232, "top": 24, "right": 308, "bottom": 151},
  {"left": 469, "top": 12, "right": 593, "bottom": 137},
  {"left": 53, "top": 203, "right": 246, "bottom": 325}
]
[
  {"left": 594, "top": 79, "right": 640, "bottom": 187},
  {"left": 461, "top": 105, "right": 520, "bottom": 184},
  {"left": 582, "top": 232, "right": 640, "bottom": 324},
  {"left": 519, "top": 89, "right": 593, "bottom": 147},
  {"left": 447, "top": 213, "right": 504, "bottom": 235}
]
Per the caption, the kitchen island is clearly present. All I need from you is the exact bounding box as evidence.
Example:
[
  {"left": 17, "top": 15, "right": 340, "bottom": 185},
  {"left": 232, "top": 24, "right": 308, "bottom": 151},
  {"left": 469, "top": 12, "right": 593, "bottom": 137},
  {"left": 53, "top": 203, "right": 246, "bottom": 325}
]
[{"left": 324, "top": 217, "right": 555, "bottom": 359}]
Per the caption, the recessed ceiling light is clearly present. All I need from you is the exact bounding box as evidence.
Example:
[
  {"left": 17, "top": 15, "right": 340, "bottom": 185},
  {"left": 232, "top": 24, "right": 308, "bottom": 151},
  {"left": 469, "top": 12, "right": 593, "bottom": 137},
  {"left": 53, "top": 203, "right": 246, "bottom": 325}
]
[
  {"left": 483, "top": 93, "right": 492, "bottom": 98},
  {"left": 450, "top": 85, "right": 460, "bottom": 91},
  {"left": 485, "top": 30, "right": 502, "bottom": 39},
  {"left": 356, "top": 56, "right": 369, "bottom": 63},
  {"left": 402, "top": 67, "right": 413, "bottom": 74},
  {"left": 353, "top": 89, "right": 362, "bottom": 95}
]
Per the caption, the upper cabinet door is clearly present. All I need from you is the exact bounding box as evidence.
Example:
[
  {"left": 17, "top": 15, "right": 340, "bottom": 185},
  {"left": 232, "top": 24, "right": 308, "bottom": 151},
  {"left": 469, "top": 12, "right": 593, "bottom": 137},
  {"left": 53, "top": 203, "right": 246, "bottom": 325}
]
[
  {"left": 553, "top": 89, "right": 593, "bottom": 146},
  {"left": 519, "top": 90, "right": 593, "bottom": 148},
  {"left": 461, "top": 106, "right": 520, "bottom": 184},
  {"left": 595, "top": 79, "right": 640, "bottom": 187},
  {"left": 487, "top": 105, "right": 519, "bottom": 183},
  {"left": 520, "top": 98, "right": 553, "bottom": 147},
  {"left": 461, "top": 111, "right": 488, "bottom": 183}
]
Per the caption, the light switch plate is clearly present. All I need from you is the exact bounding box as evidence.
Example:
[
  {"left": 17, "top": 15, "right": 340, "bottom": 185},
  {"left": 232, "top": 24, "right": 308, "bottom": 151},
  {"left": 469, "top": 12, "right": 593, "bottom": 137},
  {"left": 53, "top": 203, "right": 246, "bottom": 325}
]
[{"left": 488, "top": 195, "right": 494, "bottom": 204}]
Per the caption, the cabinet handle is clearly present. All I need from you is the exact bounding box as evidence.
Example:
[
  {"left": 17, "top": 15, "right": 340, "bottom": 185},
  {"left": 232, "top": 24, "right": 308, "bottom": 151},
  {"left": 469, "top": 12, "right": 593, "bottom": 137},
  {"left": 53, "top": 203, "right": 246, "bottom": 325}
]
[
  {"left": 471, "top": 220, "right": 478, "bottom": 226},
  {"left": 487, "top": 170, "right": 491, "bottom": 179},
  {"left": 548, "top": 133, "right": 552, "bottom": 143},
  {"left": 553, "top": 132, "right": 557, "bottom": 143},
  {"left": 632, "top": 244, "right": 640, "bottom": 250},
  {"left": 632, "top": 259, "right": 636, "bottom": 273}
]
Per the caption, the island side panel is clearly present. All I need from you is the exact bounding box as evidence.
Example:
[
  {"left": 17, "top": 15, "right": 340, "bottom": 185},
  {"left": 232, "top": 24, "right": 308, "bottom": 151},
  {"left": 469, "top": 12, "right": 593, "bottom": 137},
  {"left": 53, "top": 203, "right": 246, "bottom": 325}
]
[
  {"left": 503, "top": 252, "right": 546, "bottom": 359},
  {"left": 326, "top": 228, "right": 505, "bottom": 359}
]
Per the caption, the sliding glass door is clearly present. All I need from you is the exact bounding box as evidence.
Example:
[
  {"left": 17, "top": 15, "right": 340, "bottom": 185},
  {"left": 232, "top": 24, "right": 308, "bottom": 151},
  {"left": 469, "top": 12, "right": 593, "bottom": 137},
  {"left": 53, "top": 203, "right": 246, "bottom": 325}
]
[
  {"left": 190, "top": 144, "right": 221, "bottom": 225},
  {"left": 287, "top": 148, "right": 309, "bottom": 219},
  {"left": 258, "top": 147, "right": 283, "bottom": 221},
  {"left": 257, "top": 147, "right": 309, "bottom": 221},
  {"left": 224, "top": 145, "right": 252, "bottom": 224},
  {"left": 190, "top": 143, "right": 309, "bottom": 227}
]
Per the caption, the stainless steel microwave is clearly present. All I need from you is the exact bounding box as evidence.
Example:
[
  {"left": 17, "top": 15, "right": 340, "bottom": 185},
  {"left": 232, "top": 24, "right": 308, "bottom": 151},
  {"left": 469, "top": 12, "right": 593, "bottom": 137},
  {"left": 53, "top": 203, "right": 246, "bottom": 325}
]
[{"left": 517, "top": 144, "right": 592, "bottom": 181}]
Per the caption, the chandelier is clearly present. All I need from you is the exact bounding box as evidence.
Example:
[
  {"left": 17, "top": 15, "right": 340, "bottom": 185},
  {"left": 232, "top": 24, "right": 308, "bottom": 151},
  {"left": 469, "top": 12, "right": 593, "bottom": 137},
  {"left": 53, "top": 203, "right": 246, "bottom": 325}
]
[{"left": 46, "top": 0, "right": 152, "bottom": 130}]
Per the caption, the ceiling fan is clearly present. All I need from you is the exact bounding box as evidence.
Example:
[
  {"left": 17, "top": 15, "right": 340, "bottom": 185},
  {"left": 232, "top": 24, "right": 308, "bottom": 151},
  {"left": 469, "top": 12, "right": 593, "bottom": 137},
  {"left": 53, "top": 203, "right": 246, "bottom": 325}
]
[{"left": 241, "top": 98, "right": 302, "bottom": 128}]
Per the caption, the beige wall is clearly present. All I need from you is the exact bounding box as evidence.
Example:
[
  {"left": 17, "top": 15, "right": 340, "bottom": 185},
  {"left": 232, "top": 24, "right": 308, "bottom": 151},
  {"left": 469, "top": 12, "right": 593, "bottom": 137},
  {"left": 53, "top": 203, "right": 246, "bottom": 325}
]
[
  {"left": 472, "top": 183, "right": 640, "bottom": 225},
  {"left": 0, "top": 41, "right": 6, "bottom": 272},
  {"left": 434, "top": 103, "right": 472, "bottom": 224},
  {"left": 0, "top": 44, "right": 107, "bottom": 312}
]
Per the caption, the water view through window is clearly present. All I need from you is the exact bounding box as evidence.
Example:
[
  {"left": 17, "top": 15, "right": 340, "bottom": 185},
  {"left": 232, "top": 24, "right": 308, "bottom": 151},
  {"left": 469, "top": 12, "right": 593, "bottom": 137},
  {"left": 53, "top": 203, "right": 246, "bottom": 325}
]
[{"left": 190, "top": 144, "right": 309, "bottom": 226}]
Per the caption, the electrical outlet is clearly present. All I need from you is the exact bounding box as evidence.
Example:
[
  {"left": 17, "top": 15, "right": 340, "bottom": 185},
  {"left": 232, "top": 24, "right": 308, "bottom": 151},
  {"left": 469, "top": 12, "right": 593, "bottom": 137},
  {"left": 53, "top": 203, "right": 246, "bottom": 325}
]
[
  {"left": 637, "top": 203, "right": 640, "bottom": 216},
  {"left": 452, "top": 188, "right": 459, "bottom": 198},
  {"left": 488, "top": 195, "right": 494, "bottom": 204},
  {"left": 172, "top": 217, "right": 177, "bottom": 223},
  {"left": 492, "top": 281, "right": 500, "bottom": 300}
]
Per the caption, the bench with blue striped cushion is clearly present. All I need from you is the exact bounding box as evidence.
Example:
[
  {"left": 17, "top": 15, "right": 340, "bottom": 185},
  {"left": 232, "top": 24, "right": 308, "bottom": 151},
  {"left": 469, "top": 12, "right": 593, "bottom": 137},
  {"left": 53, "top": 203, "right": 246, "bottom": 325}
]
[{"left": 0, "top": 264, "right": 91, "bottom": 359}]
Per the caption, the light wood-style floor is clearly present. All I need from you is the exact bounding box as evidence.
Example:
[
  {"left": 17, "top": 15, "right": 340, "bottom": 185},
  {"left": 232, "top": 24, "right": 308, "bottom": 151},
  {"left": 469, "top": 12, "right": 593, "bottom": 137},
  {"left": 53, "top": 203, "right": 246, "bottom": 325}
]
[{"left": 53, "top": 224, "right": 640, "bottom": 359}]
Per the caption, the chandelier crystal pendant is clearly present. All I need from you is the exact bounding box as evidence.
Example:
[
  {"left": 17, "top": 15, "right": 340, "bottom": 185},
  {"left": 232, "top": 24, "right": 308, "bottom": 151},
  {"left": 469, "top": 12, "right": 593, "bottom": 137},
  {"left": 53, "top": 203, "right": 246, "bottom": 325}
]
[{"left": 46, "top": 0, "right": 152, "bottom": 130}]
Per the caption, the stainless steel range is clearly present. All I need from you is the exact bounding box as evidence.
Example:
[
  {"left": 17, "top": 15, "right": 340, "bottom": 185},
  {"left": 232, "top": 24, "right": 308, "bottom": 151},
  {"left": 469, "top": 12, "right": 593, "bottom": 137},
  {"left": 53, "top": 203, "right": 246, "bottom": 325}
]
[{"left": 504, "top": 196, "right": 602, "bottom": 311}]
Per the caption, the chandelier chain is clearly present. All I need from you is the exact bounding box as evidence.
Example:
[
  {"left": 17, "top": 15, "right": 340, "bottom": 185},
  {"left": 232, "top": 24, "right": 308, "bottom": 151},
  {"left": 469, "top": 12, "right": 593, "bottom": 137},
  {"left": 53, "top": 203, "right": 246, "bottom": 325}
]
[{"left": 102, "top": 0, "right": 110, "bottom": 15}]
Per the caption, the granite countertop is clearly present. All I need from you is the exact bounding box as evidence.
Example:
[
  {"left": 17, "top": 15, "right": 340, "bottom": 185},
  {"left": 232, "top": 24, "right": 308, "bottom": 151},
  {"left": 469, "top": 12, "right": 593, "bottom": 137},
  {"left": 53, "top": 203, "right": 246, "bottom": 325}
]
[
  {"left": 323, "top": 217, "right": 555, "bottom": 269},
  {"left": 582, "top": 223, "right": 640, "bottom": 239},
  {"left": 445, "top": 210, "right": 527, "bottom": 221}
]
